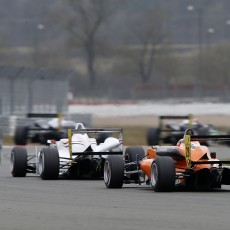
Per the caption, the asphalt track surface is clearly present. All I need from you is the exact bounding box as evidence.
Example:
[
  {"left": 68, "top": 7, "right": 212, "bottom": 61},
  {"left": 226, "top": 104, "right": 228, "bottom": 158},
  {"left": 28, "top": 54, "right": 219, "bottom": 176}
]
[{"left": 1, "top": 146, "right": 230, "bottom": 230}]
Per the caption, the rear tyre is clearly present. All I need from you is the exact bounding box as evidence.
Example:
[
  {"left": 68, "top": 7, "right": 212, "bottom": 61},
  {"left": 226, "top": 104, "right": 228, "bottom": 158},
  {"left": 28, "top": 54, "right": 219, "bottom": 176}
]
[
  {"left": 10, "top": 147, "right": 27, "bottom": 177},
  {"left": 39, "top": 148, "right": 59, "bottom": 180},
  {"left": 125, "top": 147, "right": 145, "bottom": 181},
  {"left": 14, "top": 126, "right": 28, "bottom": 145},
  {"left": 147, "top": 128, "right": 160, "bottom": 146},
  {"left": 150, "top": 157, "right": 175, "bottom": 192},
  {"left": 104, "top": 155, "right": 124, "bottom": 188}
]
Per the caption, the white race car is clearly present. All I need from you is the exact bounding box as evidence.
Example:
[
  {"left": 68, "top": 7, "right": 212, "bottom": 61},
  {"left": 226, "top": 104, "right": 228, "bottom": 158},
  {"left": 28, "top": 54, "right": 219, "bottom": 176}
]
[{"left": 10, "top": 123, "right": 123, "bottom": 179}]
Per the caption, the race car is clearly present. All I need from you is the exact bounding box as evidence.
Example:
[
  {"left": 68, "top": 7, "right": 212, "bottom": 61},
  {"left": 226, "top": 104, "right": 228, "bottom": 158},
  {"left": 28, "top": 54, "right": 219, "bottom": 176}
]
[
  {"left": 10, "top": 123, "right": 123, "bottom": 179},
  {"left": 104, "top": 129, "right": 230, "bottom": 191},
  {"left": 14, "top": 113, "right": 77, "bottom": 145},
  {"left": 147, "top": 115, "right": 223, "bottom": 146}
]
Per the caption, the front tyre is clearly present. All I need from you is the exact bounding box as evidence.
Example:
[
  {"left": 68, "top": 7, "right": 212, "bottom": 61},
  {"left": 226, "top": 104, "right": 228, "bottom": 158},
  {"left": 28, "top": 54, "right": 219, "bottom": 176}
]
[
  {"left": 150, "top": 157, "right": 175, "bottom": 192},
  {"left": 10, "top": 147, "right": 27, "bottom": 177},
  {"left": 104, "top": 155, "right": 124, "bottom": 188},
  {"left": 39, "top": 148, "right": 59, "bottom": 180}
]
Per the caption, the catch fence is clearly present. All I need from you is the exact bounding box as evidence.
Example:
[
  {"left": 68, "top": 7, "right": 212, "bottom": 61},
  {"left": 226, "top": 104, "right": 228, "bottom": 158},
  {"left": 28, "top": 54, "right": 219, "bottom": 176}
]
[{"left": 0, "top": 66, "right": 73, "bottom": 115}]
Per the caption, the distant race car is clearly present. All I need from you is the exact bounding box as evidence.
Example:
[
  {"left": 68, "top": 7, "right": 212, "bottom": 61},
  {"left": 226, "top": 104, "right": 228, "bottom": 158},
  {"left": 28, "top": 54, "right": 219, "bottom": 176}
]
[
  {"left": 147, "top": 115, "right": 225, "bottom": 146},
  {"left": 10, "top": 123, "right": 123, "bottom": 179},
  {"left": 104, "top": 129, "right": 230, "bottom": 191},
  {"left": 14, "top": 113, "right": 79, "bottom": 145}
]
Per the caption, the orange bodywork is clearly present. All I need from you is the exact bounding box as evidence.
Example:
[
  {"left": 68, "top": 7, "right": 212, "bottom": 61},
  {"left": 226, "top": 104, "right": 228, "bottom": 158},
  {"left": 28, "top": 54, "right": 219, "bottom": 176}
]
[{"left": 140, "top": 140, "right": 213, "bottom": 179}]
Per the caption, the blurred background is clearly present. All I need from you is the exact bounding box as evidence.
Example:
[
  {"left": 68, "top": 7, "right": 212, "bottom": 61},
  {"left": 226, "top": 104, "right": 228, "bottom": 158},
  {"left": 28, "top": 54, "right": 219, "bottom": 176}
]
[{"left": 1, "top": 0, "right": 230, "bottom": 145}]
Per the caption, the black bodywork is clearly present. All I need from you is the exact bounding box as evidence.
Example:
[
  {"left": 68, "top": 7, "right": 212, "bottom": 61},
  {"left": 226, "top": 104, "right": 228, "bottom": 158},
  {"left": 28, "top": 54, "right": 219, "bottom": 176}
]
[
  {"left": 147, "top": 115, "right": 224, "bottom": 146},
  {"left": 14, "top": 113, "right": 76, "bottom": 145},
  {"left": 64, "top": 155, "right": 105, "bottom": 179}
]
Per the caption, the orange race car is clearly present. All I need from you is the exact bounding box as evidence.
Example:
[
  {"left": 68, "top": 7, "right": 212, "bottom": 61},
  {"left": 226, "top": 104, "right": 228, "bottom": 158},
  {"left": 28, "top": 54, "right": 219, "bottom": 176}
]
[{"left": 104, "top": 129, "right": 230, "bottom": 191}]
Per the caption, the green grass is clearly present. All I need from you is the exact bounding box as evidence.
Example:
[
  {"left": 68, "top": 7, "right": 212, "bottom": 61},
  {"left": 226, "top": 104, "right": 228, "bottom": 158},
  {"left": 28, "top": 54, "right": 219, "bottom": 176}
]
[
  {"left": 3, "top": 136, "right": 14, "bottom": 145},
  {"left": 122, "top": 126, "right": 148, "bottom": 146}
]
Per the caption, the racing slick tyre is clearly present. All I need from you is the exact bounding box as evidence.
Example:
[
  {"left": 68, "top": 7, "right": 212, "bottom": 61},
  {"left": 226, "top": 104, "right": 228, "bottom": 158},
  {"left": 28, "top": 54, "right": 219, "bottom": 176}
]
[
  {"left": 147, "top": 128, "right": 160, "bottom": 146},
  {"left": 39, "top": 148, "right": 59, "bottom": 180},
  {"left": 10, "top": 147, "right": 27, "bottom": 177},
  {"left": 150, "top": 157, "right": 175, "bottom": 192},
  {"left": 104, "top": 155, "right": 124, "bottom": 188},
  {"left": 125, "top": 147, "right": 145, "bottom": 181},
  {"left": 14, "top": 126, "right": 28, "bottom": 145}
]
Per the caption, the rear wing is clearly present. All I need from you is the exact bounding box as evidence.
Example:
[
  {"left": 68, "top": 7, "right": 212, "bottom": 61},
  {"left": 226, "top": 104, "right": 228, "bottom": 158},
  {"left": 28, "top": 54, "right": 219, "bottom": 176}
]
[
  {"left": 159, "top": 115, "right": 193, "bottom": 120},
  {"left": 159, "top": 115, "right": 193, "bottom": 125},
  {"left": 27, "top": 113, "right": 62, "bottom": 118},
  {"left": 27, "top": 113, "right": 63, "bottom": 130},
  {"left": 67, "top": 128, "right": 123, "bottom": 159},
  {"left": 157, "top": 115, "right": 193, "bottom": 144},
  {"left": 184, "top": 129, "right": 230, "bottom": 168},
  {"left": 191, "top": 135, "right": 230, "bottom": 142},
  {"left": 159, "top": 114, "right": 193, "bottom": 132}
]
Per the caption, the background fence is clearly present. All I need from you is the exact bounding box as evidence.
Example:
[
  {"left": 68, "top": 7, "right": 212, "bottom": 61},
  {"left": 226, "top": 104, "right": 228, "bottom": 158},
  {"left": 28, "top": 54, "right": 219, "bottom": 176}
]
[
  {"left": 0, "top": 66, "right": 74, "bottom": 115},
  {"left": 0, "top": 66, "right": 92, "bottom": 136}
]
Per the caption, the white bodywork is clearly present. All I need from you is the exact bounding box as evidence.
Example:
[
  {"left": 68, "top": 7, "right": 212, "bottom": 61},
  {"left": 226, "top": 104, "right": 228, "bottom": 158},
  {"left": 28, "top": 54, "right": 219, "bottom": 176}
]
[
  {"left": 36, "top": 123, "right": 122, "bottom": 175},
  {"left": 35, "top": 118, "right": 76, "bottom": 129},
  {"left": 47, "top": 118, "right": 76, "bottom": 129},
  {"left": 56, "top": 135, "right": 120, "bottom": 158}
]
